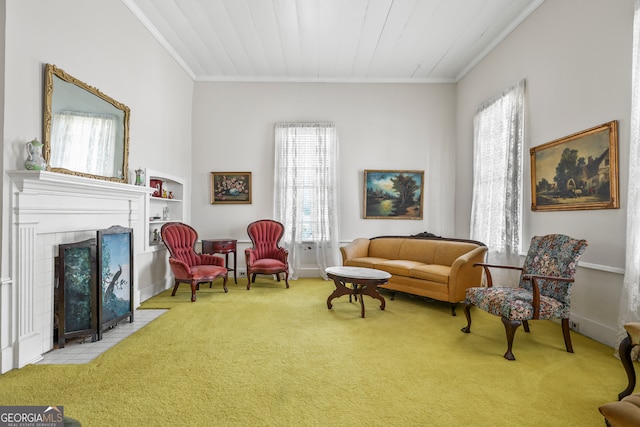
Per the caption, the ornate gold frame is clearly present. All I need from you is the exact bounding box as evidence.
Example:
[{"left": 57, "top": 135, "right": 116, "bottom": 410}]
[
  {"left": 43, "top": 64, "right": 130, "bottom": 183},
  {"left": 530, "top": 120, "right": 619, "bottom": 211}
]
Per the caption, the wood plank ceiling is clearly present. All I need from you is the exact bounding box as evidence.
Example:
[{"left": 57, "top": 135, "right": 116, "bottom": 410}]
[{"left": 124, "top": 0, "right": 543, "bottom": 82}]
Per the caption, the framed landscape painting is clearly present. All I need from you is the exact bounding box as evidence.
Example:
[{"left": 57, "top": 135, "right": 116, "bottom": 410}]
[
  {"left": 364, "top": 170, "right": 424, "bottom": 219},
  {"left": 97, "top": 225, "right": 134, "bottom": 339},
  {"left": 211, "top": 172, "right": 252, "bottom": 204},
  {"left": 530, "top": 120, "right": 619, "bottom": 211}
]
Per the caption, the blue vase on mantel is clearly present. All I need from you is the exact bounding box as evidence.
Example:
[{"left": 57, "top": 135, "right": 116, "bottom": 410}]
[{"left": 24, "top": 139, "right": 47, "bottom": 171}]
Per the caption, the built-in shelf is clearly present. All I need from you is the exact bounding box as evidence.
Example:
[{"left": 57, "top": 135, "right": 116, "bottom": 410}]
[{"left": 145, "top": 169, "right": 186, "bottom": 251}]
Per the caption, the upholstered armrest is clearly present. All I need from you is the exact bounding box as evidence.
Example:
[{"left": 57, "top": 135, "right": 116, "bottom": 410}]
[
  {"left": 168, "top": 258, "right": 191, "bottom": 277},
  {"left": 340, "top": 238, "right": 371, "bottom": 263},
  {"left": 198, "top": 253, "right": 224, "bottom": 266},
  {"left": 522, "top": 273, "right": 574, "bottom": 319},
  {"left": 625, "top": 323, "right": 640, "bottom": 346},
  {"left": 275, "top": 247, "right": 289, "bottom": 264},
  {"left": 245, "top": 248, "right": 256, "bottom": 265},
  {"left": 473, "top": 262, "right": 524, "bottom": 287},
  {"left": 448, "top": 246, "right": 488, "bottom": 301}
]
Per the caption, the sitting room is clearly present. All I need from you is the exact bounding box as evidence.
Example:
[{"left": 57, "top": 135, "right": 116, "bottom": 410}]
[{"left": 0, "top": 0, "right": 638, "bottom": 425}]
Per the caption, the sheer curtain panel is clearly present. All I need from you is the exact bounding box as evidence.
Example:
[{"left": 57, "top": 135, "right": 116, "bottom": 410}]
[
  {"left": 470, "top": 80, "right": 526, "bottom": 285},
  {"left": 618, "top": 0, "right": 640, "bottom": 348},
  {"left": 274, "top": 123, "right": 340, "bottom": 280}
]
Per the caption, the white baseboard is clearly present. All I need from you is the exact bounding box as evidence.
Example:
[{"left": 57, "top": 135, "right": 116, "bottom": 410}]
[
  {"left": 139, "top": 276, "right": 172, "bottom": 304},
  {"left": 569, "top": 313, "right": 617, "bottom": 349}
]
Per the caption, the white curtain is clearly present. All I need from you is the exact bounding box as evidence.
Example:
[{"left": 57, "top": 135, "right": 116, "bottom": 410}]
[
  {"left": 50, "top": 111, "right": 118, "bottom": 176},
  {"left": 470, "top": 79, "right": 526, "bottom": 285},
  {"left": 274, "top": 123, "right": 341, "bottom": 280},
  {"left": 618, "top": 0, "right": 640, "bottom": 347}
]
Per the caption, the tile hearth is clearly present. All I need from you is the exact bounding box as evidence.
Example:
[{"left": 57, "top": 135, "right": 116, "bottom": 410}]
[{"left": 38, "top": 309, "right": 166, "bottom": 365}]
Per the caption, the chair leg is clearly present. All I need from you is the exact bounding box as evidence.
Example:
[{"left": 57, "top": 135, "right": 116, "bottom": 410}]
[
  {"left": 523, "top": 320, "right": 530, "bottom": 332},
  {"left": 284, "top": 272, "right": 289, "bottom": 288},
  {"left": 461, "top": 302, "right": 473, "bottom": 333},
  {"left": 171, "top": 279, "right": 180, "bottom": 296},
  {"left": 561, "top": 318, "right": 573, "bottom": 353},
  {"left": 223, "top": 276, "right": 228, "bottom": 293},
  {"left": 502, "top": 317, "right": 521, "bottom": 361},
  {"left": 450, "top": 303, "right": 457, "bottom": 317},
  {"left": 246, "top": 270, "right": 252, "bottom": 290},
  {"left": 190, "top": 282, "right": 197, "bottom": 302},
  {"left": 618, "top": 333, "right": 637, "bottom": 400}
]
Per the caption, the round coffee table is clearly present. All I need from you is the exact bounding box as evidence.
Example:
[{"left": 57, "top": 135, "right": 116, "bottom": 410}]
[{"left": 325, "top": 266, "right": 391, "bottom": 318}]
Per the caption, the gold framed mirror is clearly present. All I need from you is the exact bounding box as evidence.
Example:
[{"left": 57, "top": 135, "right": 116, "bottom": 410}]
[{"left": 43, "top": 64, "right": 130, "bottom": 183}]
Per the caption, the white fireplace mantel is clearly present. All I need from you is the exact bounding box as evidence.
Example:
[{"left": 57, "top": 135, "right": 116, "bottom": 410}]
[{"left": 2, "top": 170, "right": 153, "bottom": 373}]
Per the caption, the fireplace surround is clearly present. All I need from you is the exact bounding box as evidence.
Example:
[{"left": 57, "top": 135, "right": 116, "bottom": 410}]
[{"left": 3, "top": 170, "right": 152, "bottom": 373}]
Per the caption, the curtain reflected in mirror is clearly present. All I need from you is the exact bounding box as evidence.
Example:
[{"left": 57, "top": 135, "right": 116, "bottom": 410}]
[{"left": 44, "top": 64, "right": 130, "bottom": 183}]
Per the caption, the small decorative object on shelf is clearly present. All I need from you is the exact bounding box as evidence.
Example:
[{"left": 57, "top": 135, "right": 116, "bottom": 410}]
[
  {"left": 150, "top": 179, "right": 163, "bottom": 197},
  {"left": 145, "top": 170, "right": 185, "bottom": 251},
  {"left": 134, "top": 168, "right": 145, "bottom": 185},
  {"left": 24, "top": 138, "right": 47, "bottom": 170}
]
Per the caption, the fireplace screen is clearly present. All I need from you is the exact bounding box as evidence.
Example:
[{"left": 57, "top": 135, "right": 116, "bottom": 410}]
[
  {"left": 97, "top": 225, "right": 134, "bottom": 339},
  {"left": 56, "top": 238, "right": 98, "bottom": 348}
]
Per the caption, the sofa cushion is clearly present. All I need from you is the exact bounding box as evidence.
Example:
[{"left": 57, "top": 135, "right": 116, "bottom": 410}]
[
  {"left": 409, "top": 264, "right": 450, "bottom": 284},
  {"left": 344, "top": 257, "right": 388, "bottom": 269},
  {"left": 368, "top": 238, "right": 403, "bottom": 259},
  {"left": 397, "top": 239, "right": 437, "bottom": 264},
  {"left": 433, "top": 242, "right": 480, "bottom": 266},
  {"left": 373, "top": 260, "right": 426, "bottom": 276}
]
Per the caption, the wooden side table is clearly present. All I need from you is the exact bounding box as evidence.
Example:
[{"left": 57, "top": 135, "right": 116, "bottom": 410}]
[{"left": 202, "top": 239, "right": 237, "bottom": 284}]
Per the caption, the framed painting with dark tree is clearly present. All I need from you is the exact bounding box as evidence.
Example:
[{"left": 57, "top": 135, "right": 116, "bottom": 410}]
[
  {"left": 364, "top": 170, "right": 424, "bottom": 219},
  {"left": 97, "top": 225, "right": 134, "bottom": 339},
  {"left": 530, "top": 120, "right": 619, "bottom": 211}
]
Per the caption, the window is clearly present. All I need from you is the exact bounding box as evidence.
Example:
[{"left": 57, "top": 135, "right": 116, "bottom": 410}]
[
  {"left": 470, "top": 80, "right": 526, "bottom": 274},
  {"left": 274, "top": 123, "right": 340, "bottom": 279}
]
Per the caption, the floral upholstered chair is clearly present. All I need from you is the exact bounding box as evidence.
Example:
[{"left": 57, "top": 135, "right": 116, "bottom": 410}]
[{"left": 461, "top": 234, "right": 588, "bottom": 360}]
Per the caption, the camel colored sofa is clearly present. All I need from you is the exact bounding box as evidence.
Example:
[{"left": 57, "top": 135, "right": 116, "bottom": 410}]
[{"left": 340, "top": 233, "right": 487, "bottom": 315}]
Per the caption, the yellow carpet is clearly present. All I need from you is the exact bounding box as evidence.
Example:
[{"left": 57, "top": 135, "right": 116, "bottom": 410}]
[{"left": 0, "top": 278, "right": 629, "bottom": 426}]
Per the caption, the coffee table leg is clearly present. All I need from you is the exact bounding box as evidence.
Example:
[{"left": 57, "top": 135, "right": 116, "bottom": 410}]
[
  {"left": 327, "top": 278, "right": 354, "bottom": 309},
  {"left": 360, "top": 285, "right": 386, "bottom": 312}
]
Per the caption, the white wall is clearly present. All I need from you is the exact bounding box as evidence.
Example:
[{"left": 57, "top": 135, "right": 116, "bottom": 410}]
[
  {"left": 455, "top": 0, "right": 635, "bottom": 347},
  {"left": 2, "top": 0, "right": 632, "bottom": 351},
  {"left": 2, "top": 0, "right": 193, "bottom": 303},
  {"left": 190, "top": 82, "right": 457, "bottom": 261}
]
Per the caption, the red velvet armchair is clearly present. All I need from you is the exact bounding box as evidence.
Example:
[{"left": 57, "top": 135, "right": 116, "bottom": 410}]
[
  {"left": 161, "top": 222, "right": 228, "bottom": 302},
  {"left": 245, "top": 219, "right": 289, "bottom": 290}
]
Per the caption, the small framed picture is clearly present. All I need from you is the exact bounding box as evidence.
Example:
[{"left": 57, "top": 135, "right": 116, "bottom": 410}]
[{"left": 211, "top": 172, "right": 252, "bottom": 204}]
